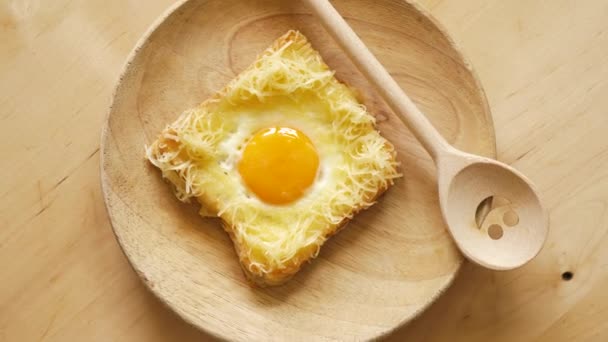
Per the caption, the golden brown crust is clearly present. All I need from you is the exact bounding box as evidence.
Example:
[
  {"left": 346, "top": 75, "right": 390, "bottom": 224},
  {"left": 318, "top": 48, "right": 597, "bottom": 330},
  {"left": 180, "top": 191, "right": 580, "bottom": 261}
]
[{"left": 148, "top": 30, "right": 398, "bottom": 287}]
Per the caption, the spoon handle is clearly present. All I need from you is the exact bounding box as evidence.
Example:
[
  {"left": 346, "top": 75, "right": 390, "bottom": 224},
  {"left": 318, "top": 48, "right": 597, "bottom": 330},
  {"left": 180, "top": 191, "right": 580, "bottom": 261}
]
[{"left": 303, "top": 0, "right": 451, "bottom": 160}]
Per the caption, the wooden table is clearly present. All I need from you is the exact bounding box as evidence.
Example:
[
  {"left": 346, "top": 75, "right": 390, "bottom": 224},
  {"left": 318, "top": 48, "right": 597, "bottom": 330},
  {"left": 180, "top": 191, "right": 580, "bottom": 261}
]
[{"left": 2, "top": 0, "right": 607, "bottom": 341}]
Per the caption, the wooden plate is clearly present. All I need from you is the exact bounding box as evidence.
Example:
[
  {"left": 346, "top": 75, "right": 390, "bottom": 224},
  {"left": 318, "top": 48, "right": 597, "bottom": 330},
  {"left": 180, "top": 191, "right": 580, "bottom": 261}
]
[{"left": 101, "top": 0, "right": 495, "bottom": 340}]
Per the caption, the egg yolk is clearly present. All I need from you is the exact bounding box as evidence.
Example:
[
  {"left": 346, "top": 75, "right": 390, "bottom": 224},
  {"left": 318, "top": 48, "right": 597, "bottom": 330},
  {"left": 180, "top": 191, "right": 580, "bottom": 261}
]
[{"left": 238, "top": 127, "right": 319, "bottom": 205}]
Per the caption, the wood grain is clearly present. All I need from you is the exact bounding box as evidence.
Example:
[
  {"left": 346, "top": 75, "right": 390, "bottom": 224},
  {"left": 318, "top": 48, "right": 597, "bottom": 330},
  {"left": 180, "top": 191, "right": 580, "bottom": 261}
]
[
  {"left": 101, "top": 0, "right": 494, "bottom": 340},
  {"left": 1, "top": 0, "right": 608, "bottom": 341}
]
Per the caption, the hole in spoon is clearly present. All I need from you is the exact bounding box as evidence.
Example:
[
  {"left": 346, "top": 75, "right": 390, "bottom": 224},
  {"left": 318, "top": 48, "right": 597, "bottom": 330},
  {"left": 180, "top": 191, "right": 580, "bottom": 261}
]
[
  {"left": 475, "top": 196, "right": 514, "bottom": 228},
  {"left": 475, "top": 196, "right": 493, "bottom": 228},
  {"left": 503, "top": 210, "right": 519, "bottom": 226},
  {"left": 488, "top": 224, "right": 503, "bottom": 240}
]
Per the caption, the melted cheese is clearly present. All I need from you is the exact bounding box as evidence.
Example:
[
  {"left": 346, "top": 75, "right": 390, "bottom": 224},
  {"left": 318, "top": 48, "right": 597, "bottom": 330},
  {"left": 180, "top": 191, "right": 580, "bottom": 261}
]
[{"left": 146, "top": 30, "right": 400, "bottom": 279}]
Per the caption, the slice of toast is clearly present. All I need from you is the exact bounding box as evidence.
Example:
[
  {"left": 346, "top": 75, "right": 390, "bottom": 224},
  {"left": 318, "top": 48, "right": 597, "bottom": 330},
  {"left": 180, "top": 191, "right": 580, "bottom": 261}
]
[{"left": 147, "top": 30, "right": 400, "bottom": 286}]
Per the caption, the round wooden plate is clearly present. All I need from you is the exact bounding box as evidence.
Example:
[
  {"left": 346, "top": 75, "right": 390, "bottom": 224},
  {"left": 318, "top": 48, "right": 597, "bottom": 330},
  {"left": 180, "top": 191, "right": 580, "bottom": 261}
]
[{"left": 101, "top": 0, "right": 495, "bottom": 340}]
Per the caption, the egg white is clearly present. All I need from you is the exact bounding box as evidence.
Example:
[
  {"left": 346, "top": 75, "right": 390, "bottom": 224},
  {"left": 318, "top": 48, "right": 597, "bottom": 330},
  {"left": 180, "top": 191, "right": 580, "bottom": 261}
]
[{"left": 216, "top": 108, "right": 342, "bottom": 212}]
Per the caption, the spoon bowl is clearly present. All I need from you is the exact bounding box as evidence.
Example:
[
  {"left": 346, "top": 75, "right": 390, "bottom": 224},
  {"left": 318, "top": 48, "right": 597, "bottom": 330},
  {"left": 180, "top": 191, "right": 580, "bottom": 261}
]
[{"left": 438, "top": 151, "right": 548, "bottom": 270}]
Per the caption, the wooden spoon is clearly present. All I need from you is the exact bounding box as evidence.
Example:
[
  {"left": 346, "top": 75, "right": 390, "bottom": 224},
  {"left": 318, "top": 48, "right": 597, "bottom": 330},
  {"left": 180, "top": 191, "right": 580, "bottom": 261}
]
[{"left": 303, "top": 0, "right": 548, "bottom": 270}]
